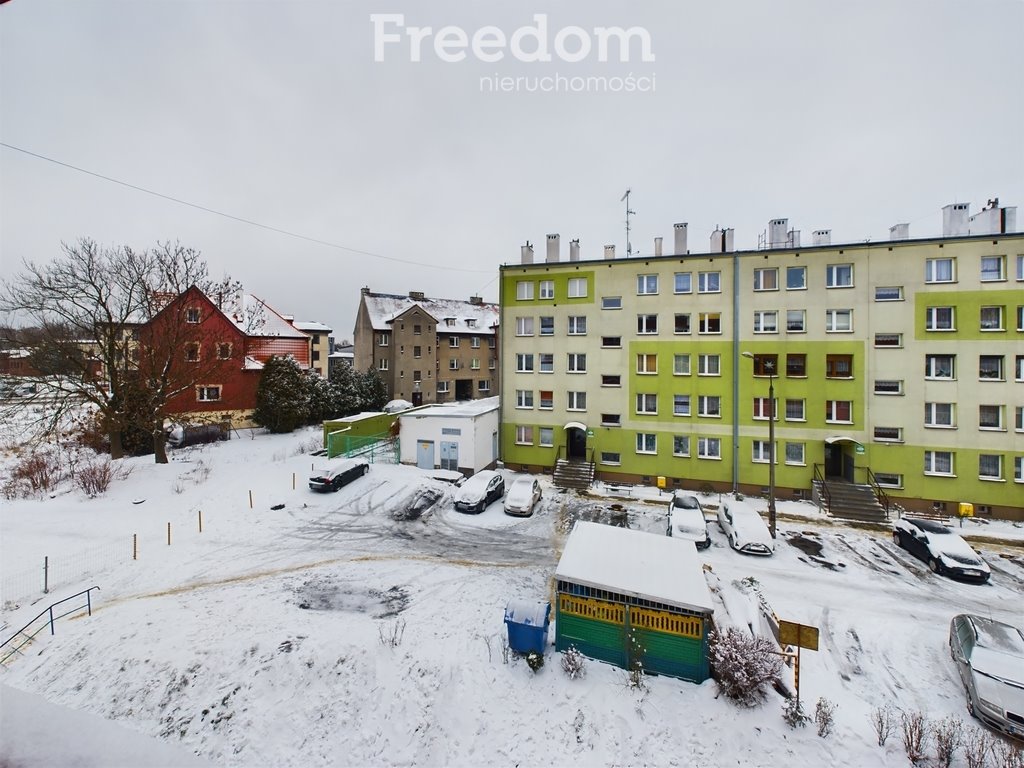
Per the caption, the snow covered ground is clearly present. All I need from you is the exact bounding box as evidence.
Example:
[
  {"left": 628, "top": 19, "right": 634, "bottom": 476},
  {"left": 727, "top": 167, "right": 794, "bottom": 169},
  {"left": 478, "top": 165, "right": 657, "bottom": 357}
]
[{"left": 2, "top": 424, "right": 1023, "bottom": 767}]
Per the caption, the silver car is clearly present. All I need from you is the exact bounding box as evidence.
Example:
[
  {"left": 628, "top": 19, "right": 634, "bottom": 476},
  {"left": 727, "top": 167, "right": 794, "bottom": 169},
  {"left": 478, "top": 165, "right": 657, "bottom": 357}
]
[{"left": 949, "top": 613, "right": 1024, "bottom": 740}]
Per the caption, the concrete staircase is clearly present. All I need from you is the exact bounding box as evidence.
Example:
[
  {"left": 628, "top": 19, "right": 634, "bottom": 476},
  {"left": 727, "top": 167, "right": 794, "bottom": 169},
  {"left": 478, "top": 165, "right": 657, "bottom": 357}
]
[
  {"left": 553, "top": 459, "right": 595, "bottom": 491},
  {"left": 813, "top": 479, "right": 889, "bottom": 524}
]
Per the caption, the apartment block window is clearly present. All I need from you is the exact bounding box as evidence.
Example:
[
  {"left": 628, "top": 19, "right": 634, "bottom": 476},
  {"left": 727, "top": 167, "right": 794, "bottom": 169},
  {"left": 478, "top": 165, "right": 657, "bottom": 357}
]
[
  {"left": 636, "top": 393, "right": 658, "bottom": 415},
  {"left": 674, "top": 313, "right": 691, "bottom": 334},
  {"left": 979, "top": 355, "right": 1004, "bottom": 380},
  {"left": 515, "top": 426, "right": 534, "bottom": 445},
  {"left": 539, "top": 390, "right": 553, "bottom": 409},
  {"left": 601, "top": 336, "right": 622, "bottom": 348},
  {"left": 1017, "top": 254, "right": 1024, "bottom": 280},
  {"left": 488, "top": 337, "right": 496, "bottom": 348},
  {"left": 826, "top": 308, "right": 853, "bottom": 332},
  {"left": 637, "top": 314, "right": 658, "bottom": 334},
  {"left": 539, "top": 353, "right": 554, "bottom": 373},
  {"left": 539, "top": 280, "right": 555, "bottom": 299},
  {"left": 924, "top": 450, "right": 954, "bottom": 476},
  {"left": 1018, "top": 306, "right": 1024, "bottom": 331},
  {"left": 874, "top": 426, "right": 903, "bottom": 442},
  {"left": 539, "top": 427, "right": 554, "bottom": 447},
  {"left": 826, "top": 263, "right": 853, "bottom": 288},
  {"left": 412, "top": 370, "right": 422, "bottom": 383},
  {"left": 698, "top": 395, "right": 721, "bottom": 417},
  {"left": 601, "top": 374, "right": 621, "bottom": 387},
  {"left": 753, "top": 397, "right": 777, "bottom": 420},
  {"left": 786, "top": 354, "right": 806, "bottom": 377},
  {"left": 637, "top": 274, "right": 659, "bottom": 295},
  {"left": 1017, "top": 355, "right": 1024, "bottom": 381},
  {"left": 752, "top": 440, "right": 775, "bottom": 463},
  {"left": 449, "top": 359, "right": 460, "bottom": 370},
  {"left": 478, "top": 380, "right": 490, "bottom": 392},
  {"left": 980, "top": 306, "right": 1004, "bottom": 331},
  {"left": 567, "top": 353, "right": 587, "bottom": 373},
  {"left": 925, "top": 354, "right": 955, "bottom": 379},
  {"left": 753, "top": 267, "right": 779, "bottom": 291},
  {"left": 601, "top": 452, "right": 622, "bottom": 465},
  {"left": 185, "top": 343, "right": 200, "bottom": 362},
  {"left": 409, "top": 346, "right": 420, "bottom": 360},
  {"left": 378, "top": 359, "right": 389, "bottom": 371},
  {"left": 674, "top": 272, "right": 692, "bottom": 294},
  {"left": 636, "top": 433, "right": 657, "bottom": 454},
  {"left": 602, "top": 296, "right": 622, "bottom": 309},
  {"left": 786, "top": 310, "right": 806, "bottom": 333},
  {"left": 601, "top": 413, "right": 621, "bottom": 427},
  {"left": 539, "top": 316, "right": 554, "bottom": 336},
  {"left": 196, "top": 385, "right": 221, "bottom": 402},
  {"left": 471, "top": 336, "right": 481, "bottom": 348},
  {"left": 437, "top": 381, "right": 449, "bottom": 393},
  {"left": 489, "top": 358, "right": 496, "bottom": 370},
  {"left": 753, "top": 310, "right": 778, "bottom": 334},
  {"left": 515, "top": 390, "right": 533, "bottom": 408},
  {"left": 698, "top": 437, "right": 721, "bottom": 459},
  {"left": 698, "top": 354, "right": 721, "bottom": 376},
  {"left": 1017, "top": 456, "right": 1024, "bottom": 482},
  {"left": 673, "top": 436, "right": 691, "bottom": 457},
  {"left": 516, "top": 281, "right": 534, "bottom": 300},
  {"left": 449, "top": 336, "right": 460, "bottom": 347},
  {"left": 979, "top": 454, "right": 1003, "bottom": 480},
  {"left": 1016, "top": 406, "right": 1023, "bottom": 432},
  {"left": 925, "top": 402, "right": 955, "bottom": 427},
  {"left": 698, "top": 271, "right": 721, "bottom": 293},
  {"left": 469, "top": 358, "right": 480, "bottom": 370},
  {"left": 515, "top": 353, "right": 534, "bottom": 373},
  {"left": 751, "top": 354, "right": 777, "bottom": 377},
  {"left": 515, "top": 317, "right": 534, "bottom": 336},
  {"left": 217, "top": 343, "right": 231, "bottom": 360},
  {"left": 377, "top": 333, "right": 389, "bottom": 347},
  {"left": 786, "top": 266, "right": 806, "bottom": 290},
  {"left": 980, "top": 255, "right": 1005, "bottom": 282},
  {"left": 413, "top": 324, "right": 422, "bottom": 335},
  {"left": 926, "top": 257, "right": 955, "bottom": 283},
  {"left": 874, "top": 472, "right": 903, "bottom": 488},
  {"left": 567, "top": 316, "right": 587, "bottom": 335},
  {"left": 825, "top": 400, "right": 853, "bottom": 423},
  {"left": 567, "top": 391, "right": 586, "bottom": 411},
  {"left": 874, "top": 333, "right": 902, "bottom": 348},
  {"left": 875, "top": 286, "right": 904, "bottom": 301},
  {"left": 637, "top": 354, "right": 658, "bottom": 374},
  {"left": 698, "top": 312, "right": 722, "bottom": 334},
  {"left": 785, "top": 442, "right": 805, "bottom": 466},
  {"left": 567, "top": 278, "right": 587, "bottom": 298},
  {"left": 673, "top": 354, "right": 691, "bottom": 376},
  {"left": 785, "top": 399, "right": 805, "bottom": 421},
  {"left": 979, "top": 404, "right": 1004, "bottom": 430},
  {"left": 874, "top": 380, "right": 903, "bottom": 395},
  {"left": 826, "top": 354, "right": 853, "bottom": 378},
  {"left": 673, "top": 394, "right": 691, "bottom": 416}
]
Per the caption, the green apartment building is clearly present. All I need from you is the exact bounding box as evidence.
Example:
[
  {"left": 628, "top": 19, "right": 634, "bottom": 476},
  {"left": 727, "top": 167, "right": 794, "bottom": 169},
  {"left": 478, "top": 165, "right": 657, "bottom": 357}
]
[{"left": 499, "top": 204, "right": 1024, "bottom": 520}]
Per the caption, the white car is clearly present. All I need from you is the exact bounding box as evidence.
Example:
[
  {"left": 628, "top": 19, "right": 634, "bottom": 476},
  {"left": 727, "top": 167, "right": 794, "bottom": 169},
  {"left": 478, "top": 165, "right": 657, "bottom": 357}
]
[
  {"left": 717, "top": 497, "right": 774, "bottom": 556},
  {"left": 668, "top": 492, "right": 711, "bottom": 549},
  {"left": 949, "top": 614, "right": 1024, "bottom": 739},
  {"left": 453, "top": 470, "right": 505, "bottom": 513},
  {"left": 504, "top": 476, "right": 542, "bottom": 517}
]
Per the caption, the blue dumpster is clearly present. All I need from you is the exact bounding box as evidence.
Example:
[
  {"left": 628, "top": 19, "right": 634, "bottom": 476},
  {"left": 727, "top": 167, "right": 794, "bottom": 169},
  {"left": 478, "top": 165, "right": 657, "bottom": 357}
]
[{"left": 504, "top": 599, "right": 551, "bottom": 654}]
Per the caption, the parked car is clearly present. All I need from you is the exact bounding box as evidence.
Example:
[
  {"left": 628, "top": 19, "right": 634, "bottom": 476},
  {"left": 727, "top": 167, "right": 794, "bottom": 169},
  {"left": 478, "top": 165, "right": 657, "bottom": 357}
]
[
  {"left": 717, "top": 497, "right": 774, "bottom": 555},
  {"left": 454, "top": 470, "right": 505, "bottom": 513},
  {"left": 668, "top": 492, "right": 711, "bottom": 549},
  {"left": 892, "top": 517, "right": 991, "bottom": 582},
  {"left": 949, "top": 614, "right": 1024, "bottom": 740},
  {"left": 504, "top": 476, "right": 542, "bottom": 517},
  {"left": 308, "top": 458, "right": 370, "bottom": 492}
]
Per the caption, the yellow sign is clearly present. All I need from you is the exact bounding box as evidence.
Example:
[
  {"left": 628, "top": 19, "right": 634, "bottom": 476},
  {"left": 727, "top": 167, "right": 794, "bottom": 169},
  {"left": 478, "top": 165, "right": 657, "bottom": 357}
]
[
  {"left": 779, "top": 620, "right": 820, "bottom": 651},
  {"left": 958, "top": 502, "right": 974, "bottom": 518},
  {"left": 656, "top": 476, "right": 666, "bottom": 489}
]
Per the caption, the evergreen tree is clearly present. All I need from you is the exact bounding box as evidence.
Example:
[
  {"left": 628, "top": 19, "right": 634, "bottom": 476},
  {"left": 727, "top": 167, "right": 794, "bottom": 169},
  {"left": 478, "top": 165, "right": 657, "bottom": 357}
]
[
  {"left": 253, "top": 355, "right": 309, "bottom": 433},
  {"left": 356, "top": 367, "right": 388, "bottom": 412},
  {"left": 327, "top": 363, "right": 360, "bottom": 417}
]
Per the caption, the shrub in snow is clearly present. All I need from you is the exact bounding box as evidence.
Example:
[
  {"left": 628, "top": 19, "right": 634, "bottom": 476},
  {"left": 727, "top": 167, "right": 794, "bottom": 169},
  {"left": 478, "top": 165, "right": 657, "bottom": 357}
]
[
  {"left": 782, "top": 696, "right": 810, "bottom": 728},
  {"left": 991, "top": 737, "right": 1024, "bottom": 768},
  {"left": 814, "top": 697, "right": 837, "bottom": 738},
  {"left": 709, "top": 627, "right": 783, "bottom": 707},
  {"left": 377, "top": 619, "right": 406, "bottom": 648},
  {"left": 561, "top": 645, "right": 586, "bottom": 680},
  {"left": 2, "top": 450, "right": 63, "bottom": 499},
  {"left": 526, "top": 651, "right": 544, "bottom": 672},
  {"left": 931, "top": 715, "right": 963, "bottom": 768},
  {"left": 75, "top": 457, "right": 131, "bottom": 497},
  {"left": 961, "top": 726, "right": 993, "bottom": 768},
  {"left": 900, "top": 709, "right": 931, "bottom": 765},
  {"left": 870, "top": 704, "right": 896, "bottom": 747}
]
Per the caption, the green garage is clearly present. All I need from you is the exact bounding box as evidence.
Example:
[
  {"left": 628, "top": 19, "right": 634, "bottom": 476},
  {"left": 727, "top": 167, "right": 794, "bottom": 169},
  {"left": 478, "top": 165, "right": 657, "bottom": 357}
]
[{"left": 554, "top": 521, "right": 715, "bottom": 682}]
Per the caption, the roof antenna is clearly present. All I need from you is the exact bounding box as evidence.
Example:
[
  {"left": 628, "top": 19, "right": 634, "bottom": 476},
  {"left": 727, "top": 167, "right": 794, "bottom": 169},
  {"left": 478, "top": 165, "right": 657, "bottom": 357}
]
[{"left": 621, "top": 188, "right": 636, "bottom": 257}]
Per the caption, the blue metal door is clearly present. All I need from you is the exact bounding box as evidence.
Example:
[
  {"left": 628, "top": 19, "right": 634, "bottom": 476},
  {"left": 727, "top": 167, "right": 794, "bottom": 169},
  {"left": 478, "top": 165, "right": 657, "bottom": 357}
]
[
  {"left": 440, "top": 441, "right": 459, "bottom": 471},
  {"left": 416, "top": 440, "right": 434, "bottom": 469}
]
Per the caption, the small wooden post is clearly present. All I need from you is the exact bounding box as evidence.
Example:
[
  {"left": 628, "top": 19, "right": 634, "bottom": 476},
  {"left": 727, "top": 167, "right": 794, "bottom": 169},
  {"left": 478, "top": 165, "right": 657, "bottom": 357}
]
[
  {"left": 248, "top": 490, "right": 253, "bottom": 509},
  {"left": 43, "top": 556, "right": 49, "bottom": 594},
  {"left": 198, "top": 509, "right": 203, "bottom": 533},
  {"left": 794, "top": 627, "right": 803, "bottom": 708},
  {"left": 133, "top": 533, "right": 138, "bottom": 561},
  {"left": 292, "top": 472, "right": 296, "bottom": 490},
  {"left": 167, "top": 522, "right": 171, "bottom": 546}
]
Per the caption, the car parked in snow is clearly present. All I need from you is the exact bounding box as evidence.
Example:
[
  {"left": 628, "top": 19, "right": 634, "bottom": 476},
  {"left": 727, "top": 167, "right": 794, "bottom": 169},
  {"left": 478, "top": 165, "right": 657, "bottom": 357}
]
[
  {"left": 949, "top": 614, "right": 1024, "bottom": 740},
  {"left": 504, "top": 476, "right": 542, "bottom": 517},
  {"left": 453, "top": 470, "right": 504, "bottom": 513},
  {"left": 717, "top": 497, "right": 774, "bottom": 555},
  {"left": 308, "top": 458, "right": 370, "bottom": 492},
  {"left": 892, "top": 517, "right": 990, "bottom": 583},
  {"left": 668, "top": 492, "right": 711, "bottom": 549}
]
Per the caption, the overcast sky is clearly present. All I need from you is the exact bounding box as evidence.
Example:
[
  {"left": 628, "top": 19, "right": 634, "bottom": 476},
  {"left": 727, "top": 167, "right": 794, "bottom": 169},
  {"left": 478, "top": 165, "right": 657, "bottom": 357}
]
[{"left": 2, "top": 0, "right": 1022, "bottom": 340}]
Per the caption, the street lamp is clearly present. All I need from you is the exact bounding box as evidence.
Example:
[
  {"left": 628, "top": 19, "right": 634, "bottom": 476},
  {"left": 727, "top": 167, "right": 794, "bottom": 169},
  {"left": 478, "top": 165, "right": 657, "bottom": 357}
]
[{"left": 742, "top": 351, "right": 777, "bottom": 539}]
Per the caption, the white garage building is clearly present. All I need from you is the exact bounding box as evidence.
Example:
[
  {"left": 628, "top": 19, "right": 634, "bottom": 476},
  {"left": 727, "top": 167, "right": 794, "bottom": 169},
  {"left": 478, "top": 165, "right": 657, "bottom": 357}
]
[{"left": 397, "top": 396, "right": 500, "bottom": 475}]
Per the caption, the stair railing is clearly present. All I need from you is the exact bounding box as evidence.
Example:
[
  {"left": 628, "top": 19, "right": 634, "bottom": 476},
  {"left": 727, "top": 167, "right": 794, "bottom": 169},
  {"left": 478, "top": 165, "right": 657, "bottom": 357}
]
[
  {"left": 0, "top": 586, "right": 100, "bottom": 666},
  {"left": 813, "top": 464, "right": 831, "bottom": 513},
  {"left": 863, "top": 468, "right": 891, "bottom": 520}
]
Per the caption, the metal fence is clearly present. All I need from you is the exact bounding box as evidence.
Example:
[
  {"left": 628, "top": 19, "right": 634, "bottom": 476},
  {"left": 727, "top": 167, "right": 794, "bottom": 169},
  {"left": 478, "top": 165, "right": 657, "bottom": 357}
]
[
  {"left": 326, "top": 431, "right": 399, "bottom": 464},
  {"left": 1, "top": 539, "right": 132, "bottom": 606}
]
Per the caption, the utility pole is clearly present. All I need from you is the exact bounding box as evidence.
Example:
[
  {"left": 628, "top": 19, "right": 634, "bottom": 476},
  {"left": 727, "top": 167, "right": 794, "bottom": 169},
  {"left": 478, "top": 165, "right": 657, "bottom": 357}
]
[{"left": 621, "top": 189, "right": 635, "bottom": 256}]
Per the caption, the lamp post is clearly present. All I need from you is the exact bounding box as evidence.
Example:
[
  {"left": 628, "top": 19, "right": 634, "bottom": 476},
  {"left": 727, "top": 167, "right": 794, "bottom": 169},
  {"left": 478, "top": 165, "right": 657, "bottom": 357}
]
[{"left": 742, "top": 352, "right": 777, "bottom": 538}]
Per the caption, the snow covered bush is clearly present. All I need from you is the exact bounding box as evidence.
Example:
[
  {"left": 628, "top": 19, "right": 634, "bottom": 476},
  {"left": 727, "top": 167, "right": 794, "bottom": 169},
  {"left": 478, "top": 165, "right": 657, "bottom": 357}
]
[
  {"left": 962, "top": 727, "right": 993, "bottom": 768},
  {"left": 2, "top": 449, "right": 63, "bottom": 498},
  {"left": 561, "top": 645, "right": 586, "bottom": 680},
  {"left": 814, "top": 697, "right": 837, "bottom": 737},
  {"left": 377, "top": 619, "right": 406, "bottom": 648},
  {"left": 526, "top": 651, "right": 544, "bottom": 672},
  {"left": 991, "top": 737, "right": 1024, "bottom": 768},
  {"left": 900, "top": 709, "right": 931, "bottom": 764},
  {"left": 931, "top": 715, "right": 963, "bottom": 767},
  {"left": 709, "top": 627, "right": 782, "bottom": 707},
  {"left": 870, "top": 704, "right": 896, "bottom": 746},
  {"left": 782, "top": 696, "right": 810, "bottom": 728},
  {"left": 75, "top": 456, "right": 131, "bottom": 497}
]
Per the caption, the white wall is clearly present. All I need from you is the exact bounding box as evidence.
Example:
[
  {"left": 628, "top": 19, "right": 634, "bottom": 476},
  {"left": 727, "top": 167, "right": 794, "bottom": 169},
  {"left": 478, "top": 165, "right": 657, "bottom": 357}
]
[{"left": 398, "top": 408, "right": 499, "bottom": 473}]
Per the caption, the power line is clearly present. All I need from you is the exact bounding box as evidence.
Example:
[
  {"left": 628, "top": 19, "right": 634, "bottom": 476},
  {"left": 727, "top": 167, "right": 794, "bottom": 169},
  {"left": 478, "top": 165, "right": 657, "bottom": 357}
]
[{"left": 0, "top": 141, "right": 494, "bottom": 273}]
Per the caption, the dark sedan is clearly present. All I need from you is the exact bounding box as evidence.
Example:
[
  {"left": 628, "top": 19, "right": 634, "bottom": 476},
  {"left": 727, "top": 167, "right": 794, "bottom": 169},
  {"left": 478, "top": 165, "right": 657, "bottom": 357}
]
[{"left": 892, "top": 517, "right": 990, "bottom": 583}]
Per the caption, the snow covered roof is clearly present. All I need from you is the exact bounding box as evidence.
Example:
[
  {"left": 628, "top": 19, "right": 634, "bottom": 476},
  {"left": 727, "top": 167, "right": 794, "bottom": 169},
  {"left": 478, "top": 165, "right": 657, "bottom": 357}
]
[
  {"left": 293, "top": 321, "right": 333, "bottom": 333},
  {"left": 223, "top": 294, "right": 309, "bottom": 339},
  {"left": 243, "top": 356, "right": 265, "bottom": 370},
  {"left": 0, "top": 349, "right": 31, "bottom": 359},
  {"left": 362, "top": 292, "right": 499, "bottom": 335},
  {"left": 398, "top": 396, "right": 499, "bottom": 419},
  {"left": 556, "top": 521, "right": 715, "bottom": 615}
]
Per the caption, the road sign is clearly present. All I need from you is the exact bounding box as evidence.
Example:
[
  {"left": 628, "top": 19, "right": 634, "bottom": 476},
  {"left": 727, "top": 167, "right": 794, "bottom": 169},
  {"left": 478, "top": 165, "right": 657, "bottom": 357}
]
[{"left": 779, "top": 620, "right": 819, "bottom": 650}]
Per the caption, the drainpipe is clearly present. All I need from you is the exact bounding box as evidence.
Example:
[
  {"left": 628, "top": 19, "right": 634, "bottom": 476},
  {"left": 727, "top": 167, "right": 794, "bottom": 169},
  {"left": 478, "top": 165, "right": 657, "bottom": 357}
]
[
  {"left": 498, "top": 268, "right": 505, "bottom": 467},
  {"left": 731, "top": 250, "right": 740, "bottom": 494}
]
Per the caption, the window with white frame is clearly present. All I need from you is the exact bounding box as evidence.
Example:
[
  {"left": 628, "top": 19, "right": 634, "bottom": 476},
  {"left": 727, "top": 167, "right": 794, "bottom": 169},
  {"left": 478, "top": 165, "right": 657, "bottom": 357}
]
[
  {"left": 925, "top": 402, "right": 955, "bottom": 427},
  {"left": 567, "top": 353, "right": 587, "bottom": 373},
  {"left": 875, "top": 333, "right": 902, "bottom": 348},
  {"left": 698, "top": 437, "right": 721, "bottom": 459},
  {"left": 636, "top": 433, "right": 657, "bottom": 454},
  {"left": 698, "top": 312, "right": 722, "bottom": 334},
  {"left": 787, "top": 309, "right": 806, "bottom": 332},
  {"left": 636, "top": 353, "right": 657, "bottom": 374},
  {"left": 926, "top": 257, "right": 955, "bottom": 283},
  {"left": 1018, "top": 305, "right": 1024, "bottom": 331},
  {"left": 874, "top": 427, "right": 904, "bottom": 444},
  {"left": 785, "top": 442, "right": 805, "bottom": 465},
  {"left": 470, "top": 358, "right": 480, "bottom": 370},
  {"left": 1017, "top": 355, "right": 1024, "bottom": 381},
  {"left": 489, "top": 357, "right": 496, "bottom": 370},
  {"left": 875, "top": 286, "right": 904, "bottom": 301},
  {"left": 601, "top": 336, "right": 622, "bottom": 348},
  {"left": 449, "top": 358, "right": 460, "bottom": 370},
  {"left": 377, "top": 333, "right": 389, "bottom": 347},
  {"left": 698, "top": 354, "right": 720, "bottom": 376},
  {"left": 924, "top": 450, "right": 954, "bottom": 475},
  {"left": 753, "top": 267, "right": 779, "bottom": 291},
  {"left": 673, "top": 435, "right": 690, "bottom": 457},
  {"left": 600, "top": 452, "right": 621, "bottom": 465},
  {"left": 753, "top": 310, "right": 778, "bottom": 333},
  {"left": 601, "top": 374, "right": 621, "bottom": 387},
  {"left": 516, "top": 281, "right": 534, "bottom": 300},
  {"left": 539, "top": 353, "right": 554, "bottom": 373},
  {"left": 515, "top": 353, "right": 534, "bottom": 373},
  {"left": 636, "top": 393, "right": 658, "bottom": 415},
  {"left": 874, "top": 471, "right": 903, "bottom": 488},
  {"left": 1016, "top": 456, "right": 1023, "bottom": 482},
  {"left": 567, "top": 391, "right": 586, "bottom": 411},
  {"left": 980, "top": 255, "right": 1005, "bottom": 282},
  {"left": 515, "top": 425, "right": 534, "bottom": 445},
  {"left": 826, "top": 308, "right": 853, "bottom": 332},
  {"left": 980, "top": 306, "right": 1004, "bottom": 331},
  {"left": 826, "top": 263, "right": 853, "bottom": 288},
  {"left": 979, "top": 454, "right": 1003, "bottom": 480},
  {"left": 752, "top": 440, "right": 775, "bottom": 463},
  {"left": 674, "top": 354, "right": 691, "bottom": 376},
  {"left": 874, "top": 380, "right": 903, "bottom": 395},
  {"left": 378, "top": 359, "right": 389, "bottom": 371},
  {"left": 539, "top": 390, "right": 553, "bottom": 409},
  {"left": 488, "top": 336, "right": 496, "bottom": 348},
  {"left": 674, "top": 313, "right": 691, "bottom": 334},
  {"left": 601, "top": 413, "right": 621, "bottom": 427},
  {"left": 698, "top": 395, "right": 721, "bottom": 417},
  {"left": 637, "top": 314, "right": 658, "bottom": 334},
  {"left": 925, "top": 354, "right": 955, "bottom": 379},
  {"left": 567, "top": 316, "right": 587, "bottom": 335},
  {"left": 979, "top": 355, "right": 1004, "bottom": 380},
  {"left": 637, "top": 274, "right": 659, "bottom": 295},
  {"left": 826, "top": 400, "right": 852, "bottom": 423},
  {"left": 1016, "top": 407, "right": 1023, "bottom": 431},
  {"left": 196, "top": 385, "right": 221, "bottom": 402},
  {"left": 673, "top": 394, "right": 691, "bottom": 416},
  {"left": 602, "top": 296, "right": 622, "bottom": 309},
  {"left": 753, "top": 397, "right": 777, "bottom": 420},
  {"left": 539, "top": 316, "right": 554, "bottom": 336},
  {"left": 449, "top": 336, "right": 460, "bottom": 348},
  {"left": 925, "top": 306, "right": 955, "bottom": 331},
  {"left": 786, "top": 266, "right": 806, "bottom": 290},
  {"left": 567, "top": 278, "right": 587, "bottom": 298},
  {"left": 698, "top": 271, "right": 721, "bottom": 293},
  {"left": 478, "top": 379, "right": 490, "bottom": 392},
  {"left": 539, "top": 427, "right": 554, "bottom": 447},
  {"left": 437, "top": 381, "right": 449, "bottom": 393},
  {"left": 515, "top": 316, "right": 534, "bottom": 336},
  {"left": 471, "top": 336, "right": 480, "bottom": 348},
  {"left": 979, "top": 405, "right": 1004, "bottom": 430},
  {"left": 539, "top": 280, "right": 554, "bottom": 299},
  {"left": 674, "top": 272, "right": 692, "bottom": 294},
  {"left": 1017, "top": 254, "right": 1024, "bottom": 280},
  {"left": 785, "top": 399, "right": 805, "bottom": 421}
]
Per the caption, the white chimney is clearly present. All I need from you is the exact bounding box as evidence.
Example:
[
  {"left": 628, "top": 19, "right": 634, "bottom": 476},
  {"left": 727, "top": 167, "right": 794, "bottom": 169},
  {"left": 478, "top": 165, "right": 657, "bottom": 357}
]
[
  {"left": 569, "top": 239, "right": 580, "bottom": 262},
  {"left": 673, "top": 223, "right": 688, "bottom": 255},
  {"left": 812, "top": 229, "right": 832, "bottom": 246},
  {"left": 710, "top": 228, "right": 724, "bottom": 254},
  {"left": 969, "top": 198, "right": 1018, "bottom": 235},
  {"left": 723, "top": 228, "right": 735, "bottom": 252},
  {"left": 654, "top": 237, "right": 663, "bottom": 257},
  {"left": 768, "top": 218, "right": 788, "bottom": 249},
  {"left": 788, "top": 229, "right": 801, "bottom": 248},
  {"left": 521, "top": 241, "right": 534, "bottom": 264},
  {"left": 546, "top": 234, "right": 560, "bottom": 263},
  {"left": 603, "top": 244, "right": 616, "bottom": 260},
  {"left": 890, "top": 223, "right": 910, "bottom": 241},
  {"left": 942, "top": 203, "right": 970, "bottom": 236}
]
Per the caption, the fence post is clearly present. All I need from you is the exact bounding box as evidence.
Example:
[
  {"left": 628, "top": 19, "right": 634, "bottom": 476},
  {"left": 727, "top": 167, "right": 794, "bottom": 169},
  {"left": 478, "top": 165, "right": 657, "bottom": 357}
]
[
  {"left": 48, "top": 605, "right": 55, "bottom": 635},
  {"left": 167, "top": 522, "right": 171, "bottom": 546},
  {"left": 133, "top": 533, "right": 138, "bottom": 561},
  {"left": 249, "top": 490, "right": 253, "bottom": 509},
  {"left": 43, "top": 556, "right": 49, "bottom": 594},
  {"left": 198, "top": 510, "right": 203, "bottom": 533},
  {"left": 292, "top": 472, "right": 296, "bottom": 490}
]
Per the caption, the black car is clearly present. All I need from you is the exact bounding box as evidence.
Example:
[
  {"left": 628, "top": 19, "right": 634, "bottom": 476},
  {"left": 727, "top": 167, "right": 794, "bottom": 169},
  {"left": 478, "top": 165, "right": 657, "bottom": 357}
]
[
  {"left": 892, "top": 517, "right": 991, "bottom": 583},
  {"left": 309, "top": 458, "right": 370, "bottom": 492},
  {"left": 453, "top": 470, "right": 505, "bottom": 513}
]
